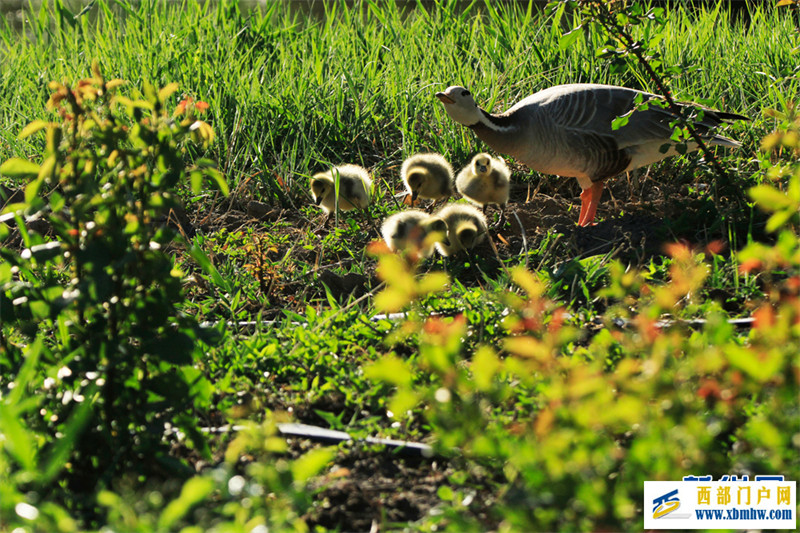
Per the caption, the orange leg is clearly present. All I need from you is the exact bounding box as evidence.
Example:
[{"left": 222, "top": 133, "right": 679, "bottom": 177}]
[{"left": 577, "top": 181, "right": 605, "bottom": 227}]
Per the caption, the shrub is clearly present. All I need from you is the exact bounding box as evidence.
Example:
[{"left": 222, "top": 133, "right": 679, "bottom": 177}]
[{"left": 0, "top": 62, "right": 226, "bottom": 525}]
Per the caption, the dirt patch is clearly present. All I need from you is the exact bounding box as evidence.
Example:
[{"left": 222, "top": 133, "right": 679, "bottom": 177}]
[
  {"left": 299, "top": 444, "right": 495, "bottom": 531},
  {"left": 1, "top": 163, "right": 751, "bottom": 317},
  {"left": 142, "top": 166, "right": 755, "bottom": 311}
]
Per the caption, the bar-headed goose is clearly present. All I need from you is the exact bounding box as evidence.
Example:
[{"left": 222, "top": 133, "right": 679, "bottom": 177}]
[
  {"left": 455, "top": 152, "right": 511, "bottom": 224},
  {"left": 381, "top": 210, "right": 448, "bottom": 258},
  {"left": 310, "top": 164, "right": 372, "bottom": 217},
  {"left": 436, "top": 84, "right": 747, "bottom": 226},
  {"left": 401, "top": 153, "right": 454, "bottom": 209},
  {"left": 434, "top": 203, "right": 489, "bottom": 257}
]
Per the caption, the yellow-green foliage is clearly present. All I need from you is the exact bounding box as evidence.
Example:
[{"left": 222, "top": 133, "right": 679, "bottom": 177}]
[{"left": 364, "top": 112, "right": 800, "bottom": 530}]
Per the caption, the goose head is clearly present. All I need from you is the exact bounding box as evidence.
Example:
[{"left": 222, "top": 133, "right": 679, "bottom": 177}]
[{"left": 436, "top": 85, "right": 483, "bottom": 126}]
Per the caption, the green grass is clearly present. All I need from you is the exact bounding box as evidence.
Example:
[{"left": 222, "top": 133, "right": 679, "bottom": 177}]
[
  {"left": 1, "top": 0, "right": 797, "bottom": 197},
  {"left": 2, "top": 1, "right": 800, "bottom": 531}
]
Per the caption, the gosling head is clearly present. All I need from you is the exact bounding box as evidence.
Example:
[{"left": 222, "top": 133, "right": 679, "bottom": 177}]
[
  {"left": 406, "top": 170, "right": 426, "bottom": 201},
  {"left": 472, "top": 154, "right": 492, "bottom": 175},
  {"left": 422, "top": 216, "right": 449, "bottom": 247},
  {"left": 435, "top": 85, "right": 483, "bottom": 127},
  {"left": 455, "top": 222, "right": 479, "bottom": 249},
  {"left": 310, "top": 175, "right": 333, "bottom": 206}
]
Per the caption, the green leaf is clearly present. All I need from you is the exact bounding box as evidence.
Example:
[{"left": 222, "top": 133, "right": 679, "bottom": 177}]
[
  {"left": 24, "top": 177, "right": 44, "bottom": 204},
  {"left": 158, "top": 477, "right": 214, "bottom": 530},
  {"left": 611, "top": 113, "right": 631, "bottom": 130},
  {"left": 749, "top": 185, "right": 795, "bottom": 211},
  {"left": 388, "top": 389, "right": 420, "bottom": 420},
  {"left": 188, "top": 242, "right": 232, "bottom": 292},
  {"left": 766, "top": 209, "right": 796, "bottom": 233},
  {"left": 18, "top": 120, "right": 50, "bottom": 139},
  {"left": 364, "top": 355, "right": 414, "bottom": 387},
  {"left": 189, "top": 170, "right": 204, "bottom": 195},
  {"left": 0, "top": 403, "right": 37, "bottom": 471},
  {"left": 291, "top": 447, "right": 335, "bottom": 484},
  {"left": 437, "top": 485, "right": 454, "bottom": 501},
  {"left": 38, "top": 154, "right": 56, "bottom": 180},
  {"left": 726, "top": 345, "right": 784, "bottom": 382},
  {"left": 374, "top": 286, "right": 411, "bottom": 313},
  {"left": 417, "top": 272, "right": 449, "bottom": 295},
  {"left": 203, "top": 167, "right": 229, "bottom": 196},
  {"left": 158, "top": 82, "right": 180, "bottom": 103},
  {"left": 0, "top": 158, "right": 41, "bottom": 179},
  {"left": 558, "top": 26, "right": 583, "bottom": 51},
  {"left": 472, "top": 346, "right": 501, "bottom": 392}
]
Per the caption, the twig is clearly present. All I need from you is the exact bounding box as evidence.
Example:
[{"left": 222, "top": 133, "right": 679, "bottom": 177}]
[{"left": 582, "top": 1, "right": 746, "bottom": 210}]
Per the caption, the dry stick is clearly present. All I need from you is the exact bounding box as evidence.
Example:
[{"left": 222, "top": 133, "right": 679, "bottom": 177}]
[
  {"left": 587, "top": 1, "right": 746, "bottom": 210},
  {"left": 486, "top": 230, "right": 513, "bottom": 280},
  {"left": 536, "top": 233, "right": 562, "bottom": 272},
  {"left": 512, "top": 211, "right": 529, "bottom": 270}
]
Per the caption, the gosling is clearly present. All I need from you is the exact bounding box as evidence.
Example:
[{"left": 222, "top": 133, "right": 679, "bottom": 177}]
[
  {"left": 381, "top": 210, "right": 448, "bottom": 258},
  {"left": 455, "top": 153, "right": 510, "bottom": 225},
  {"left": 310, "top": 164, "right": 372, "bottom": 224},
  {"left": 401, "top": 153, "right": 454, "bottom": 210},
  {"left": 434, "top": 204, "right": 489, "bottom": 257}
]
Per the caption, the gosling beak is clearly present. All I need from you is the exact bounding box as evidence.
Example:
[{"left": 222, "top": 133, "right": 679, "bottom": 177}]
[
  {"left": 411, "top": 190, "right": 419, "bottom": 201},
  {"left": 435, "top": 92, "right": 454, "bottom": 105},
  {"left": 314, "top": 196, "right": 322, "bottom": 206},
  {"left": 477, "top": 164, "right": 488, "bottom": 173}
]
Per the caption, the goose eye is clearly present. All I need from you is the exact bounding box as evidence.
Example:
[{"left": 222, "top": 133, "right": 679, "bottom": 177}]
[{"left": 462, "top": 90, "right": 471, "bottom": 97}]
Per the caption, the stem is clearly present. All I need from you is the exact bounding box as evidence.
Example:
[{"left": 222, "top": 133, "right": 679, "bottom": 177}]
[{"left": 586, "top": 1, "right": 745, "bottom": 209}]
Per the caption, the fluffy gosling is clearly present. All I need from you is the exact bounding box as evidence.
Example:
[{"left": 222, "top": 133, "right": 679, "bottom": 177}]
[
  {"left": 401, "top": 153, "right": 454, "bottom": 209},
  {"left": 310, "top": 164, "right": 372, "bottom": 223},
  {"left": 455, "top": 153, "right": 510, "bottom": 225},
  {"left": 381, "top": 210, "right": 448, "bottom": 258},
  {"left": 434, "top": 204, "right": 488, "bottom": 257}
]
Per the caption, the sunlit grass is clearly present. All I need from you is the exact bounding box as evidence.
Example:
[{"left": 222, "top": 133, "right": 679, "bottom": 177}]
[{"left": 1, "top": 0, "right": 797, "bottom": 202}]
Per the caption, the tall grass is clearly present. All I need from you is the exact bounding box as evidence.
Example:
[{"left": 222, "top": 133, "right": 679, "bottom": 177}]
[{"left": 0, "top": 0, "right": 797, "bottom": 205}]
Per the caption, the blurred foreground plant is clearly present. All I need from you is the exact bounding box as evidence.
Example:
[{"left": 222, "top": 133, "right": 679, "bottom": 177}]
[
  {"left": 0, "top": 62, "right": 227, "bottom": 527},
  {"left": 366, "top": 110, "right": 800, "bottom": 528}
]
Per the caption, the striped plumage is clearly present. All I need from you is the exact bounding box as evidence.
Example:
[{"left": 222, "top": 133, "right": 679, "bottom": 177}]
[{"left": 436, "top": 84, "right": 747, "bottom": 226}]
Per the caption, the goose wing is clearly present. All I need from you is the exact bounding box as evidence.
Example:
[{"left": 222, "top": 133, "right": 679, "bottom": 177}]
[{"left": 533, "top": 84, "right": 740, "bottom": 150}]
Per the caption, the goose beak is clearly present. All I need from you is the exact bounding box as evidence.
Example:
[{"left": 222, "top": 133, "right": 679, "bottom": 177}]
[{"left": 436, "top": 92, "right": 454, "bottom": 105}]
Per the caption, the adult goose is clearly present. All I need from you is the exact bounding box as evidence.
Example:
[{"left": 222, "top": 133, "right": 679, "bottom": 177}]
[{"left": 436, "top": 84, "right": 747, "bottom": 226}]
